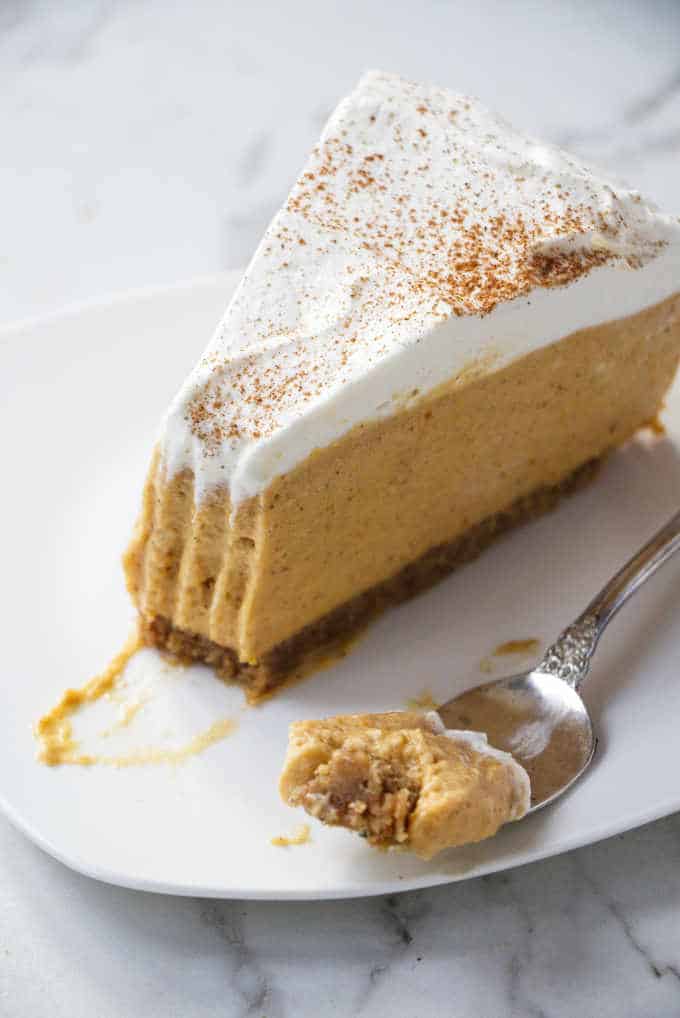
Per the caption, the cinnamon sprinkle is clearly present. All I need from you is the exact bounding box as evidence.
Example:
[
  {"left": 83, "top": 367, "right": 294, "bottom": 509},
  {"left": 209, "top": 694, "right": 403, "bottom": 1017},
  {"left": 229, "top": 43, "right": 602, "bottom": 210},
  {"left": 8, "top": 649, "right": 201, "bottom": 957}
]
[{"left": 183, "top": 73, "right": 668, "bottom": 457}]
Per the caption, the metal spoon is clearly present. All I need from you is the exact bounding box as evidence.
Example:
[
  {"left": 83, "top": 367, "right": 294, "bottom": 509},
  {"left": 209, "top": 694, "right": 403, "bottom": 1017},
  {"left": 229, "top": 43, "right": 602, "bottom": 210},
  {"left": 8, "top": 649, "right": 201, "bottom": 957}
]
[{"left": 437, "top": 508, "right": 680, "bottom": 812}]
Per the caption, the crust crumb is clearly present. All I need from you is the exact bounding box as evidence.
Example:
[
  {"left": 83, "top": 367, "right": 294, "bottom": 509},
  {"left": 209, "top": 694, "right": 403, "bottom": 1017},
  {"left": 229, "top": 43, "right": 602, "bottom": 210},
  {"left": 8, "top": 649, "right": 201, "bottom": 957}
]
[{"left": 271, "top": 824, "right": 311, "bottom": 847}]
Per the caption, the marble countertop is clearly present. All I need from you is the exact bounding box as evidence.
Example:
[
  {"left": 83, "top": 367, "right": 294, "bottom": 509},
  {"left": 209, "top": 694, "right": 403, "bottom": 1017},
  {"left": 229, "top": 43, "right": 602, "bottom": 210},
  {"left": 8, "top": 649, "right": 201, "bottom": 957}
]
[
  {"left": 3, "top": 2, "right": 680, "bottom": 1015},
  {"left": 3, "top": 811, "right": 680, "bottom": 1018}
]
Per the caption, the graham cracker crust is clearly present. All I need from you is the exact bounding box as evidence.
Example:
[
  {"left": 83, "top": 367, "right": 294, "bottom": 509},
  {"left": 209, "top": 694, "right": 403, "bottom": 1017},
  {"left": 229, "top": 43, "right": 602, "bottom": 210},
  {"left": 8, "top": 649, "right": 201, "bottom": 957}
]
[{"left": 141, "top": 456, "right": 602, "bottom": 698}]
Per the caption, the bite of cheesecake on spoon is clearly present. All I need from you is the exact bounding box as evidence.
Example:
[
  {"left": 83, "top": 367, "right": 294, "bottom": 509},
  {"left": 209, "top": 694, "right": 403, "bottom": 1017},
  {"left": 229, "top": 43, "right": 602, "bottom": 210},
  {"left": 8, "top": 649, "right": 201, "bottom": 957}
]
[{"left": 280, "top": 710, "right": 530, "bottom": 860}]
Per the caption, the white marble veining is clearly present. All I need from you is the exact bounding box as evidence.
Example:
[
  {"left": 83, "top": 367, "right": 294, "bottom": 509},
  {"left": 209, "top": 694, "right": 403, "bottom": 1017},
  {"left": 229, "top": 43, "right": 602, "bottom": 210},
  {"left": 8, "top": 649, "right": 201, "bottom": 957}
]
[
  {"left": 4, "top": 814, "right": 680, "bottom": 1017},
  {"left": 2, "top": 2, "right": 680, "bottom": 1015},
  {"left": 2, "top": 0, "right": 680, "bottom": 323}
]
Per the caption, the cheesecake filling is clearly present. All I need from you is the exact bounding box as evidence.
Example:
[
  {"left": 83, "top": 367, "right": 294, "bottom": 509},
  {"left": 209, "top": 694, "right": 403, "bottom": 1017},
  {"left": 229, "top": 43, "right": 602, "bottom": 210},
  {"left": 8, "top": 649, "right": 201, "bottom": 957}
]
[
  {"left": 423, "top": 711, "right": 530, "bottom": 819},
  {"left": 280, "top": 711, "right": 531, "bottom": 859},
  {"left": 159, "top": 70, "right": 680, "bottom": 508}
]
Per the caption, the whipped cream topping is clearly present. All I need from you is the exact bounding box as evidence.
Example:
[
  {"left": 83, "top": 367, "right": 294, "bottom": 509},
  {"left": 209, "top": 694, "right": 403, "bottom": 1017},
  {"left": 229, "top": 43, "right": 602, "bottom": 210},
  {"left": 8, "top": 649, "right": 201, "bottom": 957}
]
[
  {"left": 424, "top": 711, "right": 531, "bottom": 819},
  {"left": 162, "top": 70, "right": 680, "bottom": 506}
]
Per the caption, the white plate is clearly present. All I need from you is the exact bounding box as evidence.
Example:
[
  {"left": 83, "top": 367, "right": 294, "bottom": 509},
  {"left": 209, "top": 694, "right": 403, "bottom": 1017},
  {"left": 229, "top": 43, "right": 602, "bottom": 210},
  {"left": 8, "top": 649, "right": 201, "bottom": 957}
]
[{"left": 2, "top": 272, "right": 680, "bottom": 901}]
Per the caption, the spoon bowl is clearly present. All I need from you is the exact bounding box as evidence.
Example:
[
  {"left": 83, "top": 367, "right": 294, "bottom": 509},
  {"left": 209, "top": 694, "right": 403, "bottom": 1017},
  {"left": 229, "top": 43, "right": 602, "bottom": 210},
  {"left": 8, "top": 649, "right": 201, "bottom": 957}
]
[
  {"left": 437, "top": 506, "right": 680, "bottom": 814},
  {"left": 439, "top": 668, "right": 595, "bottom": 811}
]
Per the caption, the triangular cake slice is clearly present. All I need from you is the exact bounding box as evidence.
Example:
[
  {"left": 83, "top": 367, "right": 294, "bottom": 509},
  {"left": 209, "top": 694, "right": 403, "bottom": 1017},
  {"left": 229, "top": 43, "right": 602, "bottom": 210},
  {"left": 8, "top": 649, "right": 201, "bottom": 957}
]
[{"left": 124, "top": 71, "right": 680, "bottom": 697}]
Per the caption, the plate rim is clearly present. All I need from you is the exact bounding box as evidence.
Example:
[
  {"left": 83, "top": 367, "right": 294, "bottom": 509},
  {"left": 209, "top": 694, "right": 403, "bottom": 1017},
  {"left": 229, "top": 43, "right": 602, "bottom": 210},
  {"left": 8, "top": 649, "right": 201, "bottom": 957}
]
[
  {"left": 2, "top": 777, "right": 679, "bottom": 900},
  {"left": 0, "top": 270, "right": 238, "bottom": 338}
]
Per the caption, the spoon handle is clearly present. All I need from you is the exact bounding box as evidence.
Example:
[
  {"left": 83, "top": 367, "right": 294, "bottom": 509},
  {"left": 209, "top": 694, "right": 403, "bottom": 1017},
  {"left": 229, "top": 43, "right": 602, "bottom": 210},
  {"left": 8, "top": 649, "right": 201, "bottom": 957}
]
[{"left": 540, "top": 508, "right": 680, "bottom": 688}]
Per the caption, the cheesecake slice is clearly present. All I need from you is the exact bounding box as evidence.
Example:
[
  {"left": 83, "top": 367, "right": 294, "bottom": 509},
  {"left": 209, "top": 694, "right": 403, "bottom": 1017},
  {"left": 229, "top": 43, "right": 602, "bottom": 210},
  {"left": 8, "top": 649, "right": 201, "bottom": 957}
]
[
  {"left": 124, "top": 71, "right": 680, "bottom": 697},
  {"left": 279, "top": 711, "right": 530, "bottom": 859}
]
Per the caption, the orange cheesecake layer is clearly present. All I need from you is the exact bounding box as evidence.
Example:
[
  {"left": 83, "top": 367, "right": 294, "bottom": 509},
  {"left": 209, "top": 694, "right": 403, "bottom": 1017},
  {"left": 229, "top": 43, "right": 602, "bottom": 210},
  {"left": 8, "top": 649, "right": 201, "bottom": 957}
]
[
  {"left": 124, "top": 294, "right": 680, "bottom": 694},
  {"left": 135, "top": 458, "right": 600, "bottom": 698}
]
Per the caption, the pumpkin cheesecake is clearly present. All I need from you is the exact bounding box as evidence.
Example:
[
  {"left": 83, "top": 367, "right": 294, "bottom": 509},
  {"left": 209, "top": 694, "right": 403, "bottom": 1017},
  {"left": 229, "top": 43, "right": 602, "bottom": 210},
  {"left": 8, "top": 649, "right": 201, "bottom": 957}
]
[
  {"left": 124, "top": 71, "right": 680, "bottom": 697},
  {"left": 279, "top": 711, "right": 530, "bottom": 859}
]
